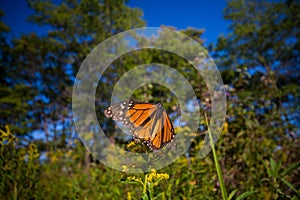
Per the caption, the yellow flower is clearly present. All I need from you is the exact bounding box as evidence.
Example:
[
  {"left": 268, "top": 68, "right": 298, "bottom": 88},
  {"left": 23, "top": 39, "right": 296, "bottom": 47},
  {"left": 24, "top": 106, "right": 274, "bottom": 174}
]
[
  {"left": 127, "top": 192, "right": 131, "bottom": 200},
  {"left": 28, "top": 143, "right": 39, "bottom": 159},
  {"left": 0, "top": 125, "right": 16, "bottom": 144},
  {"left": 223, "top": 122, "right": 228, "bottom": 133},
  {"left": 122, "top": 165, "right": 129, "bottom": 172},
  {"left": 156, "top": 173, "right": 169, "bottom": 181},
  {"left": 50, "top": 154, "right": 58, "bottom": 163},
  {"left": 127, "top": 176, "right": 141, "bottom": 182},
  {"left": 147, "top": 169, "right": 169, "bottom": 182},
  {"left": 127, "top": 141, "right": 137, "bottom": 148},
  {"left": 66, "top": 149, "right": 73, "bottom": 157}
]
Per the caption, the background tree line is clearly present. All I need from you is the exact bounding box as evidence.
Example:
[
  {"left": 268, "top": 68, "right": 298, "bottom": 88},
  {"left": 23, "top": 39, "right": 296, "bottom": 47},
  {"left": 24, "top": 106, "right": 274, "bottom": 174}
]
[{"left": 0, "top": 0, "right": 299, "bottom": 199}]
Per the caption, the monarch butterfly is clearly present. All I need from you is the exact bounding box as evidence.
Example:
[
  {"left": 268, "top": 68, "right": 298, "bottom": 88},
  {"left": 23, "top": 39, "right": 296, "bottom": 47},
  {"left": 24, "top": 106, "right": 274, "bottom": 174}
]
[{"left": 104, "top": 100, "right": 175, "bottom": 151}]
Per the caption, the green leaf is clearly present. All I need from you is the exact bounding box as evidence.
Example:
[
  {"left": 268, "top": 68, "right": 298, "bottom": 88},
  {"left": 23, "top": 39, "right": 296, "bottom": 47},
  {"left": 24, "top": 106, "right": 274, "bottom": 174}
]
[
  {"left": 270, "top": 158, "right": 277, "bottom": 176},
  {"left": 260, "top": 178, "right": 270, "bottom": 183},
  {"left": 141, "top": 193, "right": 149, "bottom": 200},
  {"left": 274, "top": 159, "right": 282, "bottom": 177},
  {"left": 227, "top": 190, "right": 237, "bottom": 200},
  {"left": 262, "top": 159, "right": 272, "bottom": 177},
  {"left": 281, "top": 162, "right": 300, "bottom": 177},
  {"left": 236, "top": 191, "right": 258, "bottom": 200}
]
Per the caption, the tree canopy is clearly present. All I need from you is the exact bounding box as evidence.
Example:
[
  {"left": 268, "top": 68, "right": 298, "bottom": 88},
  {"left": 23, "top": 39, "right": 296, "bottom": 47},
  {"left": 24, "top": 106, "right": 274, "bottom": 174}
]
[{"left": 0, "top": 0, "right": 299, "bottom": 199}]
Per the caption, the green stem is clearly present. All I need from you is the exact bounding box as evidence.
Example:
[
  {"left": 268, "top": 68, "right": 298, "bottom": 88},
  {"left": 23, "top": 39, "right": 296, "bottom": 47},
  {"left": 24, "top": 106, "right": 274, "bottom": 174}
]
[
  {"left": 143, "top": 173, "right": 148, "bottom": 194},
  {"left": 205, "top": 113, "right": 227, "bottom": 199},
  {"left": 14, "top": 182, "right": 17, "bottom": 200}
]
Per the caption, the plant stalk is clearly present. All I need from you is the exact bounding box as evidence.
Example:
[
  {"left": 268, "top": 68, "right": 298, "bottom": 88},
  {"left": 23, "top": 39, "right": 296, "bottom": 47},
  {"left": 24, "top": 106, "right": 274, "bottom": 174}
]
[{"left": 205, "top": 113, "right": 227, "bottom": 199}]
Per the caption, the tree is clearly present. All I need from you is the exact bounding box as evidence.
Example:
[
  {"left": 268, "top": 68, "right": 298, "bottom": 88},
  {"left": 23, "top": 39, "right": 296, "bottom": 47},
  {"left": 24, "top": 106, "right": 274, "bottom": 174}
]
[
  {"left": 213, "top": 0, "right": 300, "bottom": 198},
  {"left": 0, "top": 10, "right": 35, "bottom": 136},
  {"left": 6, "top": 0, "right": 145, "bottom": 148}
]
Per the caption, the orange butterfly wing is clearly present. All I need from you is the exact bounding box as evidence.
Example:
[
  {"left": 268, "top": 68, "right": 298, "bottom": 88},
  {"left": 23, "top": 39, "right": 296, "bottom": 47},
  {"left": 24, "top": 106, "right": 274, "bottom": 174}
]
[{"left": 104, "top": 101, "right": 175, "bottom": 150}]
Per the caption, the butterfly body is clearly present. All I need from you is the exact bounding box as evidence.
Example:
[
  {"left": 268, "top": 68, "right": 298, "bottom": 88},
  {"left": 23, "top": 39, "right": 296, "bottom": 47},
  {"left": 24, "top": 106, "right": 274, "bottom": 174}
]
[{"left": 104, "top": 101, "right": 175, "bottom": 150}]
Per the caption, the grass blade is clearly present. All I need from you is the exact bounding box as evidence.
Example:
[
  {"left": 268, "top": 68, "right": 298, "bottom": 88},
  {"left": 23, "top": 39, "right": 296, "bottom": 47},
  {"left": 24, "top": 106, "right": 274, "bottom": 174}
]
[
  {"left": 236, "top": 191, "right": 258, "bottom": 200},
  {"left": 227, "top": 190, "right": 237, "bottom": 200}
]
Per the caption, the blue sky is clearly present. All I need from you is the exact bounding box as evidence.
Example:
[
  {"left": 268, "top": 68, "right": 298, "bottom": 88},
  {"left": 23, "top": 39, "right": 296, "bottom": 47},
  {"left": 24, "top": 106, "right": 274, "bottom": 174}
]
[
  {"left": 1, "top": 0, "right": 230, "bottom": 44},
  {"left": 128, "top": 0, "right": 230, "bottom": 44}
]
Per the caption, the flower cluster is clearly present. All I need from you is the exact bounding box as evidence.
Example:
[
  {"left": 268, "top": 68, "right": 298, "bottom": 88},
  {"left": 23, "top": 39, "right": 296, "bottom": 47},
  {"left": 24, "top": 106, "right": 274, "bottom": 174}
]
[
  {"left": 0, "top": 125, "right": 16, "bottom": 145},
  {"left": 127, "top": 175, "right": 144, "bottom": 185},
  {"left": 147, "top": 169, "right": 169, "bottom": 182}
]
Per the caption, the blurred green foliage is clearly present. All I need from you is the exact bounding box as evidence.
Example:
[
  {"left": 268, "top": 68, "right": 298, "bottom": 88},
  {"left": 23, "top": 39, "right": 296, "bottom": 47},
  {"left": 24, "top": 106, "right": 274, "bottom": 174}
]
[{"left": 0, "top": 0, "right": 299, "bottom": 199}]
